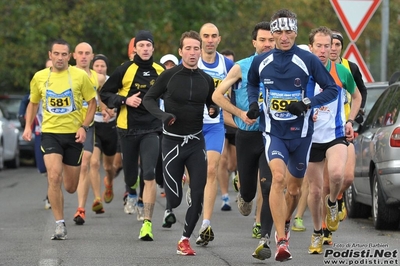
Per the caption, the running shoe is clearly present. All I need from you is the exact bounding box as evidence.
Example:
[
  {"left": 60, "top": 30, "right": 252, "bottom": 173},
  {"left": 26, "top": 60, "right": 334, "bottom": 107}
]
[
  {"left": 252, "top": 223, "right": 262, "bottom": 238},
  {"left": 92, "top": 198, "right": 105, "bottom": 214},
  {"left": 136, "top": 202, "right": 144, "bottom": 221},
  {"left": 139, "top": 220, "right": 153, "bottom": 241},
  {"left": 73, "top": 207, "right": 86, "bottom": 225},
  {"left": 325, "top": 195, "right": 339, "bottom": 232},
  {"left": 274, "top": 221, "right": 291, "bottom": 243},
  {"left": 123, "top": 191, "right": 128, "bottom": 206},
  {"left": 323, "top": 228, "right": 333, "bottom": 245},
  {"left": 236, "top": 192, "right": 252, "bottom": 216},
  {"left": 44, "top": 196, "right": 51, "bottom": 210},
  {"left": 291, "top": 217, "right": 306, "bottom": 231},
  {"left": 232, "top": 172, "right": 239, "bottom": 192},
  {"left": 338, "top": 197, "right": 347, "bottom": 221},
  {"left": 177, "top": 238, "right": 196, "bottom": 256},
  {"left": 51, "top": 222, "right": 67, "bottom": 240},
  {"left": 162, "top": 210, "right": 176, "bottom": 228},
  {"left": 124, "top": 195, "right": 137, "bottom": 214},
  {"left": 195, "top": 225, "right": 214, "bottom": 246},
  {"left": 103, "top": 176, "right": 114, "bottom": 203},
  {"left": 308, "top": 233, "right": 323, "bottom": 254},
  {"left": 221, "top": 194, "right": 231, "bottom": 211},
  {"left": 186, "top": 187, "right": 192, "bottom": 206},
  {"left": 275, "top": 238, "right": 292, "bottom": 262},
  {"left": 252, "top": 234, "right": 271, "bottom": 260}
]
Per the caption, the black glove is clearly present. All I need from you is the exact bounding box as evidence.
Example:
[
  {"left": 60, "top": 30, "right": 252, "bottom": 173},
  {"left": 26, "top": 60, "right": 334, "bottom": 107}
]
[
  {"left": 286, "top": 101, "right": 308, "bottom": 117},
  {"left": 161, "top": 113, "right": 176, "bottom": 127},
  {"left": 208, "top": 104, "right": 219, "bottom": 118},
  {"left": 247, "top": 102, "right": 260, "bottom": 119},
  {"left": 18, "top": 115, "right": 26, "bottom": 129}
]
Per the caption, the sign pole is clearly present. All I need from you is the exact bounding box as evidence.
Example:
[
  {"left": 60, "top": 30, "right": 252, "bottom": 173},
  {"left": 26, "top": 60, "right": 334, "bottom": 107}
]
[{"left": 381, "top": 0, "right": 389, "bottom": 81}]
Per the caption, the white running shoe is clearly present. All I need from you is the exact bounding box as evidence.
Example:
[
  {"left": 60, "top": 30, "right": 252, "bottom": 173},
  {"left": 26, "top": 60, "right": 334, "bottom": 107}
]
[{"left": 124, "top": 195, "right": 137, "bottom": 214}]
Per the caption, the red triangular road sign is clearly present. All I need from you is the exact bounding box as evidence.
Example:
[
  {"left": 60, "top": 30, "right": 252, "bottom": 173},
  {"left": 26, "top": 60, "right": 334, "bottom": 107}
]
[
  {"left": 343, "top": 43, "right": 374, "bottom": 82},
  {"left": 330, "top": 0, "right": 382, "bottom": 41}
]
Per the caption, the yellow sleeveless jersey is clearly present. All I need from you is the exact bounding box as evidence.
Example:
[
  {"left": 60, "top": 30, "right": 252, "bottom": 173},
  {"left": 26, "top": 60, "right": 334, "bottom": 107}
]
[
  {"left": 341, "top": 58, "right": 351, "bottom": 120},
  {"left": 29, "top": 66, "right": 97, "bottom": 133}
]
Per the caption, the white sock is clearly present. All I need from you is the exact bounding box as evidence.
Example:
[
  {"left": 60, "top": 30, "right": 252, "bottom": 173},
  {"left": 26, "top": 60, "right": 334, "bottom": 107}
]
[{"left": 202, "top": 219, "right": 210, "bottom": 227}]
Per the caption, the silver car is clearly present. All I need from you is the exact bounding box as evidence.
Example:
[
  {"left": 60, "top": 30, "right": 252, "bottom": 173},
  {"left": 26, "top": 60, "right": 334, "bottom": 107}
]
[
  {"left": 0, "top": 104, "right": 20, "bottom": 169},
  {"left": 347, "top": 79, "right": 400, "bottom": 230}
]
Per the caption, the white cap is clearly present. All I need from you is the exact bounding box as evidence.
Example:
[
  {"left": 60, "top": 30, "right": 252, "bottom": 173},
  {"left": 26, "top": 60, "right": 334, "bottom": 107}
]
[{"left": 160, "top": 54, "right": 179, "bottom": 66}]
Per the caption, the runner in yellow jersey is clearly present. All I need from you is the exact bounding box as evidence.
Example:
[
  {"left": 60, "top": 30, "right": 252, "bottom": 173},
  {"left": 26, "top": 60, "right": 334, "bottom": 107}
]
[{"left": 22, "top": 39, "right": 96, "bottom": 240}]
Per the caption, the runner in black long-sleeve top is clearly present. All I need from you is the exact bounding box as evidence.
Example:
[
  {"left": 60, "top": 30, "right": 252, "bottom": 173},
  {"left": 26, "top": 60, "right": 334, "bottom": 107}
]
[
  {"left": 143, "top": 30, "right": 218, "bottom": 256},
  {"left": 100, "top": 30, "right": 164, "bottom": 241}
]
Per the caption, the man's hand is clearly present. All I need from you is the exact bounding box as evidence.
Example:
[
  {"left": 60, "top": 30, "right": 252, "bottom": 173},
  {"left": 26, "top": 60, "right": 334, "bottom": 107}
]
[
  {"left": 286, "top": 101, "right": 308, "bottom": 117},
  {"left": 102, "top": 109, "right": 111, "bottom": 122},
  {"left": 246, "top": 102, "right": 260, "bottom": 119},
  {"left": 75, "top": 127, "right": 87, "bottom": 143},
  {"left": 162, "top": 113, "right": 176, "bottom": 127},
  {"left": 240, "top": 110, "right": 257, "bottom": 125},
  {"left": 208, "top": 105, "right": 219, "bottom": 118},
  {"left": 22, "top": 127, "right": 33, "bottom": 142},
  {"left": 345, "top": 122, "right": 354, "bottom": 142},
  {"left": 125, "top": 92, "right": 141, "bottom": 108}
]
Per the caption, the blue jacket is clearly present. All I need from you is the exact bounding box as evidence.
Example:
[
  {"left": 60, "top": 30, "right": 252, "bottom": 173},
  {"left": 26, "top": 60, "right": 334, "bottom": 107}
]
[{"left": 247, "top": 44, "right": 338, "bottom": 139}]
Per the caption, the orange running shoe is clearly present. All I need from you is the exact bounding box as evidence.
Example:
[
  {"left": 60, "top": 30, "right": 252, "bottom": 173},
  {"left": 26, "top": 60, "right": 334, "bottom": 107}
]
[
  {"left": 177, "top": 238, "right": 196, "bottom": 256},
  {"left": 103, "top": 176, "right": 114, "bottom": 203},
  {"left": 92, "top": 198, "right": 105, "bottom": 214},
  {"left": 73, "top": 207, "right": 86, "bottom": 225}
]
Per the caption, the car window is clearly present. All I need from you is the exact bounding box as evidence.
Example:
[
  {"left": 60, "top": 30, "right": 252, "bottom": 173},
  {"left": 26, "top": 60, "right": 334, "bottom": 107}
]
[
  {"left": 365, "top": 86, "right": 386, "bottom": 115},
  {"left": 363, "top": 88, "right": 390, "bottom": 129},
  {"left": 383, "top": 85, "right": 400, "bottom": 126}
]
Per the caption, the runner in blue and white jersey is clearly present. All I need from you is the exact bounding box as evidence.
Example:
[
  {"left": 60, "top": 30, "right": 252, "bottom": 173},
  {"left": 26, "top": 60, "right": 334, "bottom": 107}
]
[
  {"left": 195, "top": 23, "right": 234, "bottom": 247},
  {"left": 246, "top": 9, "right": 338, "bottom": 262}
]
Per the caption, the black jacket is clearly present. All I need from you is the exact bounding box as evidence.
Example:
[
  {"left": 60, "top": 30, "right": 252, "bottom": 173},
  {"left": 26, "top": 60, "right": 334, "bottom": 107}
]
[
  {"left": 143, "top": 64, "right": 217, "bottom": 135},
  {"left": 100, "top": 55, "right": 164, "bottom": 132}
]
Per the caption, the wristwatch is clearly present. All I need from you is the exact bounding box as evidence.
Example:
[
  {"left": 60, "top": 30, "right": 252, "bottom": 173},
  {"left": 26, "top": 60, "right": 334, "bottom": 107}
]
[
  {"left": 81, "top": 125, "right": 89, "bottom": 132},
  {"left": 346, "top": 119, "right": 355, "bottom": 126},
  {"left": 302, "top": 97, "right": 311, "bottom": 108}
]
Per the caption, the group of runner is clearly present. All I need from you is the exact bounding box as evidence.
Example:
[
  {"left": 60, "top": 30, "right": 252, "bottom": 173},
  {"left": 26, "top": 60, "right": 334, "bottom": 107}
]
[{"left": 22, "top": 7, "right": 368, "bottom": 263}]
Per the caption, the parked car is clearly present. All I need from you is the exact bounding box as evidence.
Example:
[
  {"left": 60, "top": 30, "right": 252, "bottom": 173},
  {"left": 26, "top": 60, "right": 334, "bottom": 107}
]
[
  {"left": 346, "top": 79, "right": 400, "bottom": 230},
  {"left": 363, "top": 82, "right": 388, "bottom": 116},
  {"left": 0, "top": 103, "right": 20, "bottom": 169},
  {"left": 0, "top": 94, "right": 35, "bottom": 163}
]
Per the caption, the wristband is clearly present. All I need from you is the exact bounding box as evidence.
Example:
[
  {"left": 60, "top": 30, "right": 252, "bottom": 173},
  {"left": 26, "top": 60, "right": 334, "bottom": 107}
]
[{"left": 81, "top": 125, "right": 89, "bottom": 132}]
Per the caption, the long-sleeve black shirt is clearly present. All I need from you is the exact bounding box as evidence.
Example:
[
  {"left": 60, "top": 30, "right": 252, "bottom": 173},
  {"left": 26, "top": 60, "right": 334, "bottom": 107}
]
[
  {"left": 143, "top": 64, "right": 215, "bottom": 135},
  {"left": 348, "top": 60, "right": 368, "bottom": 109},
  {"left": 100, "top": 55, "right": 164, "bottom": 132}
]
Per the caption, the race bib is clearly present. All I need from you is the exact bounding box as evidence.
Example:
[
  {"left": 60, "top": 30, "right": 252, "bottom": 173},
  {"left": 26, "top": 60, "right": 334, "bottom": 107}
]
[
  {"left": 268, "top": 90, "right": 302, "bottom": 120},
  {"left": 45, "top": 88, "right": 76, "bottom": 114}
]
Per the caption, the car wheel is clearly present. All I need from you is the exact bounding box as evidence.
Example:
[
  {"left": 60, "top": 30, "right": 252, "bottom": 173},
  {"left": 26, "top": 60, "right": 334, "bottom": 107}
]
[
  {"left": 372, "top": 170, "right": 400, "bottom": 230},
  {"left": 344, "top": 183, "right": 370, "bottom": 218},
  {"left": 4, "top": 141, "right": 20, "bottom": 169}
]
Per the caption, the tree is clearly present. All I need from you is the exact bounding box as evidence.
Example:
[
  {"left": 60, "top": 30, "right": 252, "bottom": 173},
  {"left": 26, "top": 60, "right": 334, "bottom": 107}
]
[{"left": 0, "top": 0, "right": 397, "bottom": 93}]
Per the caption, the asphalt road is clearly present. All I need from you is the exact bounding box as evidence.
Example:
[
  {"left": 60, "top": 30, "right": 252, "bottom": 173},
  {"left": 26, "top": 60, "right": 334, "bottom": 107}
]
[{"left": 0, "top": 166, "right": 399, "bottom": 266}]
